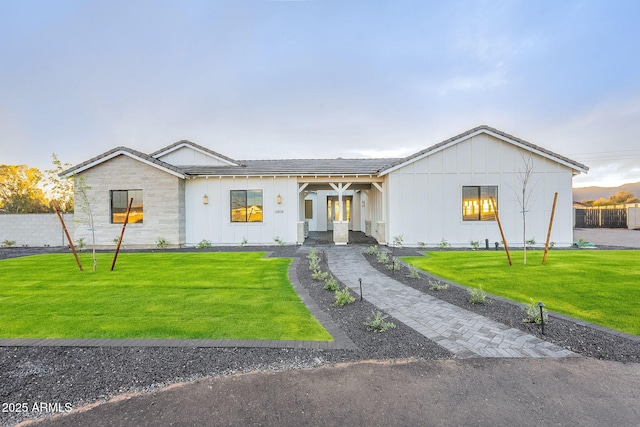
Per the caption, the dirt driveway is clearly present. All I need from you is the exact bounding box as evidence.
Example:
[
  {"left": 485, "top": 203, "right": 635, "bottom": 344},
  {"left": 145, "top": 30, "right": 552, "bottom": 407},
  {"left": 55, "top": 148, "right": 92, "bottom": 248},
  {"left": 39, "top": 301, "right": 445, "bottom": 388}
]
[{"left": 31, "top": 358, "right": 640, "bottom": 427}]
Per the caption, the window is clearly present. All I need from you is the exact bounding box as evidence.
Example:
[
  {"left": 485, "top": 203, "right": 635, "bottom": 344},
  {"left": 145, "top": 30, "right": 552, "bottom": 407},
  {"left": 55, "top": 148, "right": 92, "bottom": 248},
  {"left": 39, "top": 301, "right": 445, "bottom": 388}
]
[
  {"left": 304, "top": 199, "right": 313, "bottom": 219},
  {"left": 231, "top": 190, "right": 263, "bottom": 222},
  {"left": 111, "top": 190, "right": 143, "bottom": 223},
  {"left": 462, "top": 186, "right": 497, "bottom": 221}
]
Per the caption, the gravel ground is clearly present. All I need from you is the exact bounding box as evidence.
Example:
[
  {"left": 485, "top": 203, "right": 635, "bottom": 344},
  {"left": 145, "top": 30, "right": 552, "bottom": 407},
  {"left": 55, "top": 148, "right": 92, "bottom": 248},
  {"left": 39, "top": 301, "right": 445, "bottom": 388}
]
[
  {"left": 1, "top": 246, "right": 638, "bottom": 426},
  {"left": 368, "top": 247, "right": 640, "bottom": 364}
]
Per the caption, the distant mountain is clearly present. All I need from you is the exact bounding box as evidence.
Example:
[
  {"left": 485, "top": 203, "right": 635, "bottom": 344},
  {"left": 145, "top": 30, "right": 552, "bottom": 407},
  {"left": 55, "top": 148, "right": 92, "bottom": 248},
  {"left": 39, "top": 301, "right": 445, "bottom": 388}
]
[{"left": 573, "top": 182, "right": 640, "bottom": 202}]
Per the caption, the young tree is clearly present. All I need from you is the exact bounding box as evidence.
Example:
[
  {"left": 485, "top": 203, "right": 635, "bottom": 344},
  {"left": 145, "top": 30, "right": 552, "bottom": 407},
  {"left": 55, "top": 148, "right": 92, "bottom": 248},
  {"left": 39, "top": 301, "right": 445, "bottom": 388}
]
[
  {"left": 74, "top": 175, "right": 97, "bottom": 271},
  {"left": 0, "top": 164, "right": 50, "bottom": 213},
  {"left": 44, "top": 153, "right": 74, "bottom": 212},
  {"left": 513, "top": 152, "right": 537, "bottom": 265}
]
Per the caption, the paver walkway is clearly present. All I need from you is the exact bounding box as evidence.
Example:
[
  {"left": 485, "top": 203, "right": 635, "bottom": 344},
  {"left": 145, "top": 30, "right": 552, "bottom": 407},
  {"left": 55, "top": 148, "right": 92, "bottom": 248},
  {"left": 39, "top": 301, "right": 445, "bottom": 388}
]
[{"left": 327, "top": 246, "right": 576, "bottom": 358}]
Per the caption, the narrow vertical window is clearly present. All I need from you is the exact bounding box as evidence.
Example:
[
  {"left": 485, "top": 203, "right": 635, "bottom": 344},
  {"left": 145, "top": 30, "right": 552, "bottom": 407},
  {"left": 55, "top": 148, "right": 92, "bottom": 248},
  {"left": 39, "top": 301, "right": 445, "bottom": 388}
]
[{"left": 304, "top": 199, "right": 313, "bottom": 219}]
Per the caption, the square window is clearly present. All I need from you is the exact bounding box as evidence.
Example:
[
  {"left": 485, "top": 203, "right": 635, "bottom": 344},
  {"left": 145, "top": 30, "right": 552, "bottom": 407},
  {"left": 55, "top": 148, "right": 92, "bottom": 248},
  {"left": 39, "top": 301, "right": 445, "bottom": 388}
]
[
  {"left": 231, "top": 190, "right": 263, "bottom": 222},
  {"left": 462, "top": 186, "right": 497, "bottom": 221},
  {"left": 111, "top": 190, "right": 143, "bottom": 223}
]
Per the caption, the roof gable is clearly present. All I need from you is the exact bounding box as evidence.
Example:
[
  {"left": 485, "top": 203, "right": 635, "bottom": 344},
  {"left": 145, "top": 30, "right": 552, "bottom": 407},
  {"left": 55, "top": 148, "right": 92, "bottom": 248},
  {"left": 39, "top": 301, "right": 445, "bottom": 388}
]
[
  {"left": 380, "top": 125, "right": 589, "bottom": 176},
  {"left": 150, "top": 140, "right": 238, "bottom": 166},
  {"left": 60, "top": 147, "right": 186, "bottom": 179}
]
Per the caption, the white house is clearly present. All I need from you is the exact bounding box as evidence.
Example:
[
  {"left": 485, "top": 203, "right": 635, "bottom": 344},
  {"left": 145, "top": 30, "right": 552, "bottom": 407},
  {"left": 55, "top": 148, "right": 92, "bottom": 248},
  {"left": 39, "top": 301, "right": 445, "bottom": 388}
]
[{"left": 62, "top": 125, "right": 588, "bottom": 248}]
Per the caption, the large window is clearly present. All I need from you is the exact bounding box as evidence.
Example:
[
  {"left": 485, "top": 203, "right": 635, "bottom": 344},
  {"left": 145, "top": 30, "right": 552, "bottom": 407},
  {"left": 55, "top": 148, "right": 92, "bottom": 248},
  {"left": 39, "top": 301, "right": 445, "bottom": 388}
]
[
  {"left": 231, "top": 190, "right": 263, "bottom": 222},
  {"left": 462, "top": 186, "right": 497, "bottom": 221},
  {"left": 111, "top": 190, "right": 143, "bottom": 223}
]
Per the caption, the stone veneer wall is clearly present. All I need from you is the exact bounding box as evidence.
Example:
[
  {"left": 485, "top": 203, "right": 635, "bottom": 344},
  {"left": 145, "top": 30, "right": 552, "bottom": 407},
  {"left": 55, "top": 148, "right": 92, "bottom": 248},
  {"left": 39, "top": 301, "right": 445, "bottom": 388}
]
[
  {"left": 74, "top": 155, "right": 185, "bottom": 248},
  {"left": 0, "top": 213, "right": 74, "bottom": 247}
]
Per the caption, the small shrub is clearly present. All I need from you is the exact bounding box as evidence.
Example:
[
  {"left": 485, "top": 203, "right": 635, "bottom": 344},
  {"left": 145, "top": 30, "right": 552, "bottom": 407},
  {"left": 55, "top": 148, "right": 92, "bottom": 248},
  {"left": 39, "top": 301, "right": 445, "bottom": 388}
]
[
  {"left": 365, "top": 245, "right": 379, "bottom": 255},
  {"left": 273, "top": 236, "right": 285, "bottom": 246},
  {"left": 309, "top": 257, "right": 321, "bottom": 272},
  {"left": 311, "top": 269, "right": 329, "bottom": 282},
  {"left": 112, "top": 236, "right": 120, "bottom": 245},
  {"left": 156, "top": 237, "right": 168, "bottom": 248},
  {"left": 418, "top": 242, "right": 426, "bottom": 249},
  {"left": 577, "top": 238, "right": 588, "bottom": 248},
  {"left": 365, "top": 310, "right": 396, "bottom": 333},
  {"left": 2, "top": 239, "right": 16, "bottom": 247},
  {"left": 522, "top": 298, "right": 548, "bottom": 324},
  {"left": 376, "top": 251, "right": 389, "bottom": 264},
  {"left": 438, "top": 239, "right": 450, "bottom": 249},
  {"left": 406, "top": 264, "right": 421, "bottom": 279},
  {"left": 392, "top": 235, "right": 404, "bottom": 248},
  {"left": 470, "top": 240, "right": 480, "bottom": 250},
  {"left": 386, "top": 257, "right": 401, "bottom": 271},
  {"left": 307, "top": 248, "right": 319, "bottom": 260},
  {"left": 323, "top": 275, "right": 340, "bottom": 291},
  {"left": 333, "top": 287, "right": 356, "bottom": 307},
  {"left": 526, "top": 237, "right": 536, "bottom": 247},
  {"left": 468, "top": 286, "right": 487, "bottom": 304},
  {"left": 549, "top": 241, "right": 556, "bottom": 249},
  {"left": 196, "top": 239, "right": 212, "bottom": 249},
  {"left": 240, "top": 237, "right": 248, "bottom": 247},
  {"left": 75, "top": 237, "right": 86, "bottom": 250},
  {"left": 429, "top": 279, "right": 449, "bottom": 291}
]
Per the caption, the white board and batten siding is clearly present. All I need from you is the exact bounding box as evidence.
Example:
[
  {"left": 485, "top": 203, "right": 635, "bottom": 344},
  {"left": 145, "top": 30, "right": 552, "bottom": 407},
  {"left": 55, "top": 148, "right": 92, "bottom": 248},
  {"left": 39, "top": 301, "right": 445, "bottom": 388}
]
[
  {"left": 185, "top": 176, "right": 299, "bottom": 246},
  {"left": 386, "top": 133, "right": 576, "bottom": 247}
]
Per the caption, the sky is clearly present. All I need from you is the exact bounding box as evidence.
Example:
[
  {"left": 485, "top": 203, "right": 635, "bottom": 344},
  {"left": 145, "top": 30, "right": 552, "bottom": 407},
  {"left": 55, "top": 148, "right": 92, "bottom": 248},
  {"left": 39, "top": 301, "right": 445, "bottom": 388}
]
[{"left": 1, "top": 0, "right": 639, "bottom": 188}]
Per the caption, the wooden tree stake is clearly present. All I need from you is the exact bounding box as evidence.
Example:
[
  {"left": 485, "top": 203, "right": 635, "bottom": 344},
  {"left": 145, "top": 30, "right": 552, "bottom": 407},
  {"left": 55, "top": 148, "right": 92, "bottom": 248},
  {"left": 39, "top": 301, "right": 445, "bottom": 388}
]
[
  {"left": 111, "top": 197, "right": 134, "bottom": 271},
  {"left": 542, "top": 192, "right": 559, "bottom": 265},
  {"left": 490, "top": 196, "right": 512, "bottom": 266},
  {"left": 52, "top": 201, "right": 83, "bottom": 271}
]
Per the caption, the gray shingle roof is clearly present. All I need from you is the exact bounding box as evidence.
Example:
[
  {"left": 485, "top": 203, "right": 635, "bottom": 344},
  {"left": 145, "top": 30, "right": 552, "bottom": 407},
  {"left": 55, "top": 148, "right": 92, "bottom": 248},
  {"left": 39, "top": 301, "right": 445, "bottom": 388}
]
[
  {"left": 382, "top": 125, "right": 589, "bottom": 174},
  {"left": 150, "top": 140, "right": 238, "bottom": 165},
  {"left": 181, "top": 158, "right": 400, "bottom": 176},
  {"left": 60, "top": 125, "right": 588, "bottom": 179},
  {"left": 60, "top": 146, "right": 186, "bottom": 178}
]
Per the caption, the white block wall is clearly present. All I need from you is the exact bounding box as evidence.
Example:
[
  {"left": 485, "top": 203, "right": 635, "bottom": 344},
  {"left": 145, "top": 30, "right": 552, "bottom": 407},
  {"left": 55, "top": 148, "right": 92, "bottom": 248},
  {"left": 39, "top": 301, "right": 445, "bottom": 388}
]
[
  {"left": 0, "top": 213, "right": 74, "bottom": 247},
  {"left": 629, "top": 207, "right": 640, "bottom": 229}
]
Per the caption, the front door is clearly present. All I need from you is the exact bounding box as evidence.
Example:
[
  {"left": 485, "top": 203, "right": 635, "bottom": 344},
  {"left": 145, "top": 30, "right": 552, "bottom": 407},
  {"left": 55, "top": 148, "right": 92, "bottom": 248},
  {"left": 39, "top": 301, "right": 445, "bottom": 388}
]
[{"left": 327, "top": 196, "right": 352, "bottom": 231}]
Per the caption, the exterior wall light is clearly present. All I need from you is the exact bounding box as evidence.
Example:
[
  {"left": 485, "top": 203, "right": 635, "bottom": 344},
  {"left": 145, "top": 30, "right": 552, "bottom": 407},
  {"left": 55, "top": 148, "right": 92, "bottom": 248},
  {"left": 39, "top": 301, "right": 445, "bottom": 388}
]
[
  {"left": 277, "top": 194, "right": 282, "bottom": 204},
  {"left": 203, "top": 194, "right": 209, "bottom": 205}
]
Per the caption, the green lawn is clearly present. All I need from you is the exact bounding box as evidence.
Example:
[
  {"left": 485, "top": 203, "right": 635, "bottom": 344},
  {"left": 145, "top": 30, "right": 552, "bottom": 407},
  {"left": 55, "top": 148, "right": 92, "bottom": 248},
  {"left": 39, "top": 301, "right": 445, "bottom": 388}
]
[
  {"left": 0, "top": 252, "right": 332, "bottom": 341},
  {"left": 403, "top": 250, "right": 640, "bottom": 336}
]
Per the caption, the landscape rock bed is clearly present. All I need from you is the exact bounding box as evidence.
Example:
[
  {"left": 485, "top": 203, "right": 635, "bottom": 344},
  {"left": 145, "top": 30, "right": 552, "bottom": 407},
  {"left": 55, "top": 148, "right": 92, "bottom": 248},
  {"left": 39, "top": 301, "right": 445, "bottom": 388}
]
[{"left": 364, "top": 248, "right": 640, "bottom": 364}]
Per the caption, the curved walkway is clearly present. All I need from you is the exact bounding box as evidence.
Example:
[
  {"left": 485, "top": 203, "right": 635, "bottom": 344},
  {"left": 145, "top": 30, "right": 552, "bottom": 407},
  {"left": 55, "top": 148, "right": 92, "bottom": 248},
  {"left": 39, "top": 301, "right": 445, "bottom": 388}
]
[{"left": 327, "top": 246, "right": 576, "bottom": 358}]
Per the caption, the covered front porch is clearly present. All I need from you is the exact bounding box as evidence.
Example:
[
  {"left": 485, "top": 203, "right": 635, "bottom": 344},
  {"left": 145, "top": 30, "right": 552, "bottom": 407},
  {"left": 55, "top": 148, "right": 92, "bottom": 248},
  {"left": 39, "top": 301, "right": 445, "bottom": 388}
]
[{"left": 296, "top": 176, "right": 387, "bottom": 245}]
